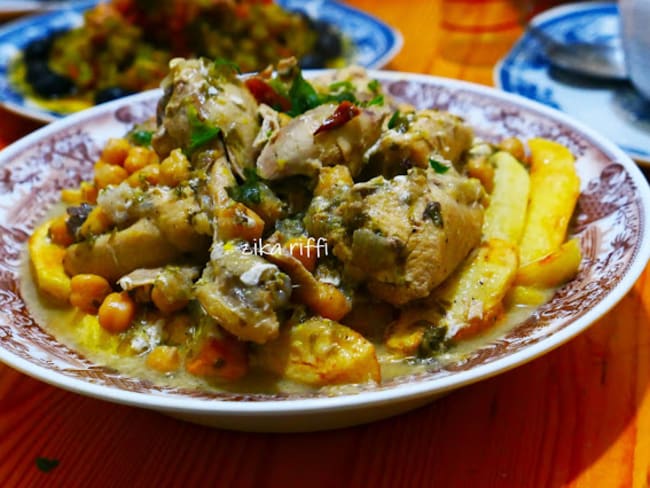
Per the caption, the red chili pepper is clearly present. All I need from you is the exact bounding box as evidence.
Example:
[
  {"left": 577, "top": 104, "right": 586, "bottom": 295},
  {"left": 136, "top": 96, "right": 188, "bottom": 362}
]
[
  {"left": 244, "top": 78, "right": 292, "bottom": 112},
  {"left": 313, "top": 101, "right": 361, "bottom": 135}
]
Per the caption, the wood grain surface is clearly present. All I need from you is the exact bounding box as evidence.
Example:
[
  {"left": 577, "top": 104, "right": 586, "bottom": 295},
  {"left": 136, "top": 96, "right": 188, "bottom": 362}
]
[{"left": 2, "top": 1, "right": 650, "bottom": 487}]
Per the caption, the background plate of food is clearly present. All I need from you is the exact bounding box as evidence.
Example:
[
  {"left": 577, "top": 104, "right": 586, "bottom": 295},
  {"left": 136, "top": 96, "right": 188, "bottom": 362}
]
[
  {"left": 0, "top": 0, "right": 402, "bottom": 122},
  {"left": 0, "top": 64, "right": 648, "bottom": 432}
]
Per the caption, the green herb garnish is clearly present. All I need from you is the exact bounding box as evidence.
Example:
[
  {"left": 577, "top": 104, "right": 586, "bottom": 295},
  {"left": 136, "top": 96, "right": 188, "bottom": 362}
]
[
  {"left": 213, "top": 58, "right": 241, "bottom": 74},
  {"left": 227, "top": 168, "right": 262, "bottom": 206},
  {"left": 186, "top": 106, "right": 221, "bottom": 153},
  {"left": 365, "top": 95, "right": 384, "bottom": 107},
  {"left": 130, "top": 129, "right": 153, "bottom": 147},
  {"left": 288, "top": 73, "right": 322, "bottom": 116},
  {"left": 387, "top": 110, "right": 410, "bottom": 132},
  {"left": 429, "top": 158, "right": 450, "bottom": 174},
  {"left": 367, "top": 79, "right": 380, "bottom": 93},
  {"left": 35, "top": 457, "right": 59, "bottom": 473}
]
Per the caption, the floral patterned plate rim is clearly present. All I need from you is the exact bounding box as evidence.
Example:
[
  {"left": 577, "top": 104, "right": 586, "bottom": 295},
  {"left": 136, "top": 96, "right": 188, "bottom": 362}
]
[
  {"left": 0, "top": 71, "right": 649, "bottom": 432},
  {"left": 0, "top": 0, "right": 402, "bottom": 123}
]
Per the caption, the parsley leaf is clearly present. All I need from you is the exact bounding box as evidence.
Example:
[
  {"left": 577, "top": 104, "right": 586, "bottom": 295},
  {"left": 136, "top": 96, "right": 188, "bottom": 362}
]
[
  {"left": 429, "top": 158, "right": 450, "bottom": 174},
  {"left": 288, "top": 73, "right": 322, "bottom": 116},
  {"left": 35, "top": 457, "right": 59, "bottom": 473},
  {"left": 227, "top": 168, "right": 262, "bottom": 206},
  {"left": 186, "top": 106, "right": 221, "bottom": 153},
  {"left": 388, "top": 110, "right": 410, "bottom": 132},
  {"left": 130, "top": 129, "right": 153, "bottom": 147},
  {"left": 213, "top": 58, "right": 241, "bottom": 74},
  {"left": 367, "top": 79, "right": 380, "bottom": 93}
]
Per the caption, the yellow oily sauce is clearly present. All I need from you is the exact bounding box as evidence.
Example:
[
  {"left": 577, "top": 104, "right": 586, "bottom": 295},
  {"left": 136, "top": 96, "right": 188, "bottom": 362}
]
[{"left": 20, "top": 233, "right": 550, "bottom": 397}]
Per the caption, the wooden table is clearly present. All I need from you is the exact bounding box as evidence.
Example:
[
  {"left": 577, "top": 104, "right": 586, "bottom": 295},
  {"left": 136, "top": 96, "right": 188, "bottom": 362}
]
[{"left": 2, "top": 1, "right": 650, "bottom": 486}]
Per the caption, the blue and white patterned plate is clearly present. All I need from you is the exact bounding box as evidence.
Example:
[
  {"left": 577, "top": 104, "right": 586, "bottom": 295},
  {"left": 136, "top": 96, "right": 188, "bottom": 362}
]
[
  {"left": 495, "top": 1, "right": 650, "bottom": 165},
  {"left": 0, "top": 0, "right": 402, "bottom": 123}
]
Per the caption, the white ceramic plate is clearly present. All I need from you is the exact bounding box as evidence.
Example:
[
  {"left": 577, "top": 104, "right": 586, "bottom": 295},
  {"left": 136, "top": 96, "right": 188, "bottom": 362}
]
[
  {"left": 0, "top": 0, "right": 402, "bottom": 123},
  {"left": 495, "top": 1, "right": 650, "bottom": 165},
  {"left": 0, "top": 71, "right": 649, "bottom": 432}
]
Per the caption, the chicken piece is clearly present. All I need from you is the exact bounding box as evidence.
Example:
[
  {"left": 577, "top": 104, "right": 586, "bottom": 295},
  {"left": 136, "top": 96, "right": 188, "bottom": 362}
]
[
  {"left": 195, "top": 242, "right": 292, "bottom": 344},
  {"left": 256, "top": 103, "right": 386, "bottom": 180},
  {"left": 305, "top": 167, "right": 485, "bottom": 305},
  {"left": 364, "top": 109, "right": 474, "bottom": 178},
  {"left": 96, "top": 182, "right": 211, "bottom": 253},
  {"left": 153, "top": 57, "right": 260, "bottom": 177},
  {"left": 63, "top": 218, "right": 185, "bottom": 283}
]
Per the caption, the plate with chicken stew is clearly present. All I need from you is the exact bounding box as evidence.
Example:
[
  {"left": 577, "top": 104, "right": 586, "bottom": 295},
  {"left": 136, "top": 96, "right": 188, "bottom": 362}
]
[{"left": 1, "top": 63, "right": 649, "bottom": 432}]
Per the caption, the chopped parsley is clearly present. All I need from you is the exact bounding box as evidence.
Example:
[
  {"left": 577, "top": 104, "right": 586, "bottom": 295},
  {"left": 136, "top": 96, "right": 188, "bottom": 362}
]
[
  {"left": 367, "top": 79, "right": 380, "bottom": 93},
  {"left": 387, "top": 110, "right": 410, "bottom": 132},
  {"left": 186, "top": 106, "right": 221, "bottom": 153},
  {"left": 130, "top": 129, "right": 153, "bottom": 147},
  {"left": 429, "top": 158, "right": 450, "bottom": 174},
  {"left": 288, "top": 73, "right": 322, "bottom": 117},
  {"left": 213, "top": 58, "right": 241, "bottom": 74},
  {"left": 227, "top": 168, "right": 262, "bottom": 206},
  {"left": 35, "top": 457, "right": 59, "bottom": 473},
  {"left": 418, "top": 323, "right": 450, "bottom": 357}
]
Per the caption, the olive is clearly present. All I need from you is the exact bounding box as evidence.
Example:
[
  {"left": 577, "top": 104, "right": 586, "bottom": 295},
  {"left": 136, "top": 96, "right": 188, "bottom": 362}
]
[
  {"left": 299, "top": 53, "right": 326, "bottom": 69},
  {"left": 314, "top": 21, "right": 342, "bottom": 58},
  {"left": 94, "top": 87, "right": 135, "bottom": 105},
  {"left": 24, "top": 38, "right": 53, "bottom": 61},
  {"left": 26, "top": 60, "right": 75, "bottom": 98}
]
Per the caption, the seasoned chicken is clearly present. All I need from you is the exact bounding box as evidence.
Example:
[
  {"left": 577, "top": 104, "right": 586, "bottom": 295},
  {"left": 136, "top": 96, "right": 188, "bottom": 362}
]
[
  {"left": 63, "top": 218, "right": 186, "bottom": 282},
  {"left": 195, "top": 242, "right": 292, "bottom": 344},
  {"left": 153, "top": 57, "right": 260, "bottom": 176},
  {"left": 256, "top": 103, "right": 386, "bottom": 180},
  {"left": 364, "top": 110, "right": 474, "bottom": 178},
  {"left": 305, "top": 167, "right": 485, "bottom": 305}
]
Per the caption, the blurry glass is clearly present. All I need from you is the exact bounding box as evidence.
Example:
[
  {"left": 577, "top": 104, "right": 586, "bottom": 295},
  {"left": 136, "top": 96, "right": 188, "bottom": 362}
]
[{"left": 438, "top": 0, "right": 573, "bottom": 67}]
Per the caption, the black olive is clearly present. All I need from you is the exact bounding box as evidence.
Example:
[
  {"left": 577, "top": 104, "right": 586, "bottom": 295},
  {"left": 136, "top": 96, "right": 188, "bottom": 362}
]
[
  {"left": 24, "top": 38, "right": 54, "bottom": 61},
  {"left": 314, "top": 21, "right": 342, "bottom": 58},
  {"left": 94, "top": 86, "right": 135, "bottom": 105},
  {"left": 299, "top": 53, "right": 326, "bottom": 69},
  {"left": 26, "top": 60, "right": 75, "bottom": 98}
]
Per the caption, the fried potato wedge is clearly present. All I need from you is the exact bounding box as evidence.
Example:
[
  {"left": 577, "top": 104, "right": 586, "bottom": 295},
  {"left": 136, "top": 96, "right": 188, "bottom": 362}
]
[
  {"left": 29, "top": 219, "right": 71, "bottom": 303},
  {"left": 437, "top": 239, "right": 519, "bottom": 341},
  {"left": 518, "top": 138, "right": 580, "bottom": 265},
  {"left": 482, "top": 151, "right": 530, "bottom": 244},
  {"left": 515, "top": 238, "right": 582, "bottom": 288},
  {"left": 255, "top": 318, "right": 380, "bottom": 386}
]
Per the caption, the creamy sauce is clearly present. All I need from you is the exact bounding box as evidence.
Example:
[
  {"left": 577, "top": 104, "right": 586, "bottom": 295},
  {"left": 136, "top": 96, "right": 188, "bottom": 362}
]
[{"left": 21, "top": 232, "right": 549, "bottom": 396}]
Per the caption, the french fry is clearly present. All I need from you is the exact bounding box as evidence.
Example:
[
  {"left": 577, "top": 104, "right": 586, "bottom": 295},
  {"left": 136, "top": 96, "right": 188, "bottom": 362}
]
[
  {"left": 29, "top": 219, "right": 72, "bottom": 304},
  {"left": 436, "top": 239, "right": 519, "bottom": 341},
  {"left": 482, "top": 151, "right": 530, "bottom": 244},
  {"left": 518, "top": 138, "right": 580, "bottom": 266},
  {"left": 515, "top": 238, "right": 582, "bottom": 288},
  {"left": 255, "top": 318, "right": 380, "bottom": 386}
]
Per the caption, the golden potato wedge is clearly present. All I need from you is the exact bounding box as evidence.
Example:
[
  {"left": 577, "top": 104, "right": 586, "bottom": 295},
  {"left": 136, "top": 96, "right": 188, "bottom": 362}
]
[
  {"left": 436, "top": 239, "right": 519, "bottom": 341},
  {"left": 255, "top": 318, "right": 380, "bottom": 386},
  {"left": 29, "top": 219, "right": 72, "bottom": 304},
  {"left": 482, "top": 151, "right": 530, "bottom": 244},
  {"left": 515, "top": 238, "right": 582, "bottom": 288},
  {"left": 518, "top": 138, "right": 580, "bottom": 266},
  {"left": 505, "top": 285, "right": 550, "bottom": 307}
]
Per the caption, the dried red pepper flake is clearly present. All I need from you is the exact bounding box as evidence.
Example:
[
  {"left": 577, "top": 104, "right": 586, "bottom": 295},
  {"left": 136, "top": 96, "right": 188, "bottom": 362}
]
[
  {"left": 244, "top": 77, "right": 291, "bottom": 112},
  {"left": 314, "top": 101, "right": 361, "bottom": 135}
]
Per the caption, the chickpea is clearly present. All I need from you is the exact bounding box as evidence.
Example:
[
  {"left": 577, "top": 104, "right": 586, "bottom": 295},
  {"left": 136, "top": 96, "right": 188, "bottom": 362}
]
[
  {"left": 146, "top": 345, "right": 180, "bottom": 373},
  {"left": 69, "top": 274, "right": 112, "bottom": 314},
  {"left": 98, "top": 292, "right": 136, "bottom": 333},
  {"left": 123, "top": 146, "right": 159, "bottom": 174},
  {"left": 48, "top": 214, "right": 74, "bottom": 247},
  {"left": 100, "top": 138, "right": 131, "bottom": 166},
  {"left": 94, "top": 161, "right": 128, "bottom": 189}
]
